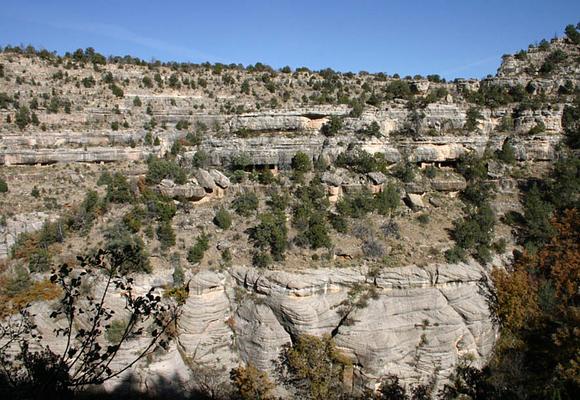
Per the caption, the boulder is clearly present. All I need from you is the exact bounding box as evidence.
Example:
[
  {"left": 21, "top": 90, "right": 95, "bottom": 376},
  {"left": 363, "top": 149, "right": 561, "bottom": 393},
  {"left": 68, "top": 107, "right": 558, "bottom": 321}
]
[
  {"left": 367, "top": 171, "right": 387, "bottom": 185},
  {"left": 158, "top": 183, "right": 206, "bottom": 200},
  {"left": 160, "top": 179, "right": 175, "bottom": 188},
  {"left": 195, "top": 169, "right": 216, "bottom": 191},
  {"left": 321, "top": 171, "right": 343, "bottom": 187},
  {"left": 430, "top": 172, "right": 467, "bottom": 192},
  {"left": 405, "top": 193, "right": 425, "bottom": 210},
  {"left": 404, "top": 179, "right": 430, "bottom": 194},
  {"left": 429, "top": 196, "right": 444, "bottom": 208},
  {"left": 209, "top": 169, "right": 231, "bottom": 189}
]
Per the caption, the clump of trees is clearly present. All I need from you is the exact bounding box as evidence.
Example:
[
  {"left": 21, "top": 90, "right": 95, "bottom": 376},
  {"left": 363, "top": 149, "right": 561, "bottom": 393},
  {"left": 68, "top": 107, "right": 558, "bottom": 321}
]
[
  {"left": 146, "top": 157, "right": 187, "bottom": 185},
  {"left": 278, "top": 334, "right": 352, "bottom": 400},
  {"left": 248, "top": 211, "right": 287, "bottom": 267},
  {"left": 446, "top": 152, "right": 496, "bottom": 264},
  {"left": 335, "top": 149, "right": 389, "bottom": 174}
]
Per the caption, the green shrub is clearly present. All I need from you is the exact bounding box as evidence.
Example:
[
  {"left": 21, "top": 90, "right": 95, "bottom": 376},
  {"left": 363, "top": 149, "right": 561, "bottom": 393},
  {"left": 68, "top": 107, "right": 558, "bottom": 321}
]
[
  {"left": 97, "top": 171, "right": 112, "bottom": 186},
  {"left": 156, "top": 221, "right": 175, "bottom": 250},
  {"left": 175, "top": 120, "right": 189, "bottom": 130},
  {"left": 106, "top": 173, "right": 134, "bottom": 203},
  {"left": 465, "top": 107, "right": 483, "bottom": 131},
  {"left": 191, "top": 150, "right": 209, "bottom": 168},
  {"left": 329, "top": 212, "right": 348, "bottom": 233},
  {"left": 457, "top": 153, "right": 487, "bottom": 181},
  {"left": 451, "top": 203, "right": 495, "bottom": 253},
  {"left": 539, "top": 49, "right": 567, "bottom": 75},
  {"left": 461, "top": 180, "right": 494, "bottom": 207},
  {"left": 30, "top": 186, "right": 40, "bottom": 198},
  {"left": 104, "top": 224, "right": 151, "bottom": 274},
  {"left": 302, "top": 213, "right": 331, "bottom": 249},
  {"left": 252, "top": 251, "right": 272, "bottom": 268},
  {"left": 258, "top": 169, "right": 275, "bottom": 185},
  {"left": 375, "top": 184, "right": 399, "bottom": 216},
  {"left": 145, "top": 195, "right": 176, "bottom": 222},
  {"left": 230, "top": 153, "right": 253, "bottom": 171},
  {"left": 357, "top": 121, "right": 381, "bottom": 137},
  {"left": 565, "top": 24, "right": 580, "bottom": 44},
  {"left": 267, "top": 191, "right": 290, "bottom": 212},
  {"left": 280, "top": 334, "right": 351, "bottom": 400},
  {"left": 291, "top": 152, "right": 312, "bottom": 173},
  {"left": 0, "top": 177, "right": 8, "bottom": 193},
  {"left": 110, "top": 84, "right": 124, "bottom": 98},
  {"left": 81, "top": 76, "right": 96, "bottom": 88},
  {"left": 497, "top": 140, "right": 516, "bottom": 164},
  {"left": 232, "top": 192, "right": 259, "bottom": 217},
  {"left": 522, "top": 184, "right": 554, "bottom": 249},
  {"left": 28, "top": 249, "right": 52, "bottom": 273},
  {"left": 416, "top": 213, "right": 430, "bottom": 225},
  {"left": 123, "top": 206, "right": 145, "bottom": 233},
  {"left": 146, "top": 157, "right": 187, "bottom": 184},
  {"left": 213, "top": 207, "right": 232, "bottom": 230},
  {"left": 335, "top": 149, "right": 388, "bottom": 174},
  {"left": 187, "top": 233, "right": 209, "bottom": 264},
  {"left": 15, "top": 105, "right": 31, "bottom": 129},
  {"left": 336, "top": 189, "right": 375, "bottom": 219},
  {"left": 445, "top": 245, "right": 467, "bottom": 263},
  {"left": 528, "top": 121, "right": 546, "bottom": 135},
  {"left": 248, "top": 212, "right": 287, "bottom": 260},
  {"left": 172, "top": 260, "right": 185, "bottom": 286},
  {"left": 320, "top": 116, "right": 343, "bottom": 137}
]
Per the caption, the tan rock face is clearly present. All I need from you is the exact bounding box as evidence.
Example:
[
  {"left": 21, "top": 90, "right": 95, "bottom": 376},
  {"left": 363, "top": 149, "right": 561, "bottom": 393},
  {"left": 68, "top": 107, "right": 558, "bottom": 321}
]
[{"left": 23, "top": 261, "right": 496, "bottom": 393}]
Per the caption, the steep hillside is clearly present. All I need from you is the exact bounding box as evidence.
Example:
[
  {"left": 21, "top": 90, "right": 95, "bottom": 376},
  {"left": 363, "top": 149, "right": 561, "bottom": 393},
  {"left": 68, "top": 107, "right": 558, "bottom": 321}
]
[{"left": 0, "top": 26, "right": 578, "bottom": 399}]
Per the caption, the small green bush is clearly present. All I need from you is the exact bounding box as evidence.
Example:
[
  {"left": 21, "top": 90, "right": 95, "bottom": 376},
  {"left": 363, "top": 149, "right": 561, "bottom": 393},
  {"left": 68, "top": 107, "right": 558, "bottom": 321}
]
[
  {"left": 232, "top": 192, "right": 259, "bottom": 217},
  {"left": 0, "top": 177, "right": 8, "bottom": 193},
  {"left": 291, "top": 152, "right": 312, "bottom": 173},
  {"left": 30, "top": 186, "right": 40, "bottom": 198},
  {"left": 28, "top": 249, "right": 52, "bottom": 273},
  {"left": 320, "top": 116, "right": 343, "bottom": 137},
  {"left": 497, "top": 140, "right": 516, "bottom": 164},
  {"left": 252, "top": 251, "right": 272, "bottom": 268},
  {"left": 104, "top": 224, "right": 151, "bottom": 274},
  {"left": 213, "top": 207, "right": 232, "bottom": 230},
  {"left": 187, "top": 233, "right": 209, "bottom": 264},
  {"left": 416, "top": 213, "right": 430, "bottom": 225},
  {"left": 375, "top": 184, "right": 399, "bottom": 216},
  {"left": 110, "top": 84, "right": 124, "bottom": 98},
  {"left": 156, "top": 221, "right": 176, "bottom": 250},
  {"left": 106, "top": 173, "right": 134, "bottom": 203}
]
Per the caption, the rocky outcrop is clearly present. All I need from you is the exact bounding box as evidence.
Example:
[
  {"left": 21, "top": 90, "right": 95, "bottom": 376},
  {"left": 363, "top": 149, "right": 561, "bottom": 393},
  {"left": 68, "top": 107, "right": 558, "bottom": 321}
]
[
  {"left": 429, "top": 172, "right": 467, "bottom": 192},
  {"left": 0, "top": 147, "right": 151, "bottom": 165},
  {"left": 22, "top": 261, "right": 496, "bottom": 395},
  {"left": 0, "top": 212, "right": 56, "bottom": 259},
  {"left": 157, "top": 180, "right": 206, "bottom": 200},
  {"left": 185, "top": 261, "right": 494, "bottom": 391}
]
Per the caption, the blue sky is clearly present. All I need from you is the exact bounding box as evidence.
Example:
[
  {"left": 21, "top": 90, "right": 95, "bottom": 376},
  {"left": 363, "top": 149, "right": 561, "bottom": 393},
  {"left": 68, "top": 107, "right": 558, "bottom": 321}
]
[{"left": 1, "top": 1, "right": 578, "bottom": 79}]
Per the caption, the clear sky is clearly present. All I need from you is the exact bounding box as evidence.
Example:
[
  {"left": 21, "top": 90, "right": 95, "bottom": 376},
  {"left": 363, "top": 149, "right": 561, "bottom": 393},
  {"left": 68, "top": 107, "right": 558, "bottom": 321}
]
[{"left": 1, "top": 1, "right": 579, "bottom": 79}]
